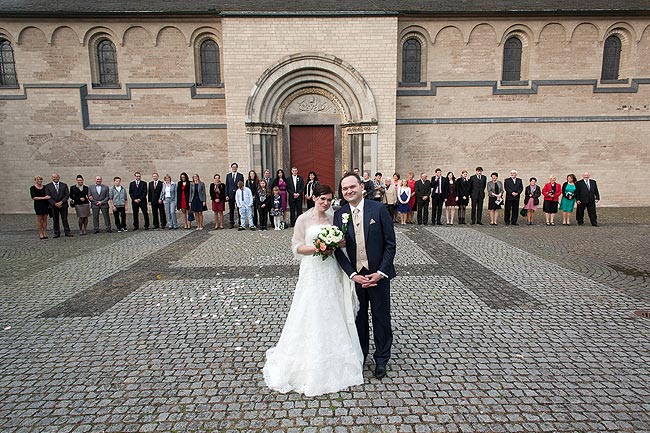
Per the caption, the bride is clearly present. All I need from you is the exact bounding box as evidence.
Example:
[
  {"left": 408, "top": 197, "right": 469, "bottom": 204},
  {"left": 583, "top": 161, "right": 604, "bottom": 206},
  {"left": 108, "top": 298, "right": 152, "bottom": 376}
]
[{"left": 263, "top": 184, "right": 364, "bottom": 396}]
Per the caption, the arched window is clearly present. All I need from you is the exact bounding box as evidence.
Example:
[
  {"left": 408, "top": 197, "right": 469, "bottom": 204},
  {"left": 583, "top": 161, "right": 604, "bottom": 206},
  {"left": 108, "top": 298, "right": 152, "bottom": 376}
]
[
  {"left": 601, "top": 35, "right": 622, "bottom": 81},
  {"left": 502, "top": 36, "right": 522, "bottom": 82},
  {"left": 402, "top": 38, "right": 421, "bottom": 83},
  {"left": 199, "top": 39, "right": 220, "bottom": 85},
  {"left": 96, "top": 38, "right": 119, "bottom": 86},
  {"left": 0, "top": 39, "right": 18, "bottom": 86}
]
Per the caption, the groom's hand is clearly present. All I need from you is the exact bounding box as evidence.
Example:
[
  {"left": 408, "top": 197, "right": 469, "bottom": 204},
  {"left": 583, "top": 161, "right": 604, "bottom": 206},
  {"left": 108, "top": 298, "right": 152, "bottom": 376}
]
[
  {"left": 352, "top": 274, "right": 373, "bottom": 287},
  {"left": 363, "top": 273, "right": 383, "bottom": 288}
]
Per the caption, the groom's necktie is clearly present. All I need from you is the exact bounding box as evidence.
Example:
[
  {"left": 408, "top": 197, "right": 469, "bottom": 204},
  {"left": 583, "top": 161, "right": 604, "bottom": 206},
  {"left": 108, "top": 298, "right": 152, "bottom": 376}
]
[{"left": 353, "top": 207, "right": 369, "bottom": 272}]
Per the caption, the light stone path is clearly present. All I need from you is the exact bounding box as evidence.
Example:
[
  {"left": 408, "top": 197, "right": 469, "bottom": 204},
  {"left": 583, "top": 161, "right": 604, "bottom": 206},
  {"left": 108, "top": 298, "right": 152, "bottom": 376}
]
[{"left": 0, "top": 213, "right": 649, "bottom": 433}]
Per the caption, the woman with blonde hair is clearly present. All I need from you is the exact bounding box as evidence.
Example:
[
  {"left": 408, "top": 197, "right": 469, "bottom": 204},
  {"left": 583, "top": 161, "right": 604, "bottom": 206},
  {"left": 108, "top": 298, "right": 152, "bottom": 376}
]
[
  {"left": 30, "top": 175, "right": 51, "bottom": 239},
  {"left": 189, "top": 174, "right": 207, "bottom": 230}
]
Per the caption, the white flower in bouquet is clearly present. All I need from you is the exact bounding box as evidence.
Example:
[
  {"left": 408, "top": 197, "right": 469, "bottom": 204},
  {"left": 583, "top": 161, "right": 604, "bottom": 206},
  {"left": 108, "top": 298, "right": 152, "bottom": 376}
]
[{"left": 313, "top": 225, "right": 344, "bottom": 260}]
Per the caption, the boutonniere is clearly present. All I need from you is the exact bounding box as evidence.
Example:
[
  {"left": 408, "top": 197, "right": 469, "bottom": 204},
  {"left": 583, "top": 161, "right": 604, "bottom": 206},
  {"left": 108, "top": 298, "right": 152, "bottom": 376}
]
[
  {"left": 370, "top": 218, "right": 376, "bottom": 225},
  {"left": 341, "top": 212, "right": 351, "bottom": 232}
]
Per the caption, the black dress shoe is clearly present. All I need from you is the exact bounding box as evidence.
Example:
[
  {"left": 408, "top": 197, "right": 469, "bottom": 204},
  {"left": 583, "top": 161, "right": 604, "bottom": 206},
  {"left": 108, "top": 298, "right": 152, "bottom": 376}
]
[
  {"left": 53, "top": 234, "right": 60, "bottom": 238},
  {"left": 65, "top": 233, "right": 73, "bottom": 237},
  {"left": 375, "top": 364, "right": 387, "bottom": 379},
  {"left": 477, "top": 222, "right": 483, "bottom": 225}
]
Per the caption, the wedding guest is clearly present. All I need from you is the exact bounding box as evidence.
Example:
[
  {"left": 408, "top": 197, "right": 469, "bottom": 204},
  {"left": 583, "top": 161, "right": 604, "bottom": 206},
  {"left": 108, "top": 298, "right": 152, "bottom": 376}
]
[
  {"left": 129, "top": 172, "right": 149, "bottom": 230},
  {"left": 469, "top": 167, "right": 487, "bottom": 225},
  {"left": 287, "top": 167, "right": 305, "bottom": 228},
  {"left": 272, "top": 169, "right": 288, "bottom": 229},
  {"left": 189, "top": 174, "right": 207, "bottom": 230},
  {"left": 235, "top": 180, "right": 255, "bottom": 230},
  {"left": 177, "top": 172, "right": 191, "bottom": 229},
  {"left": 430, "top": 168, "right": 447, "bottom": 225},
  {"left": 542, "top": 175, "right": 562, "bottom": 226},
  {"left": 270, "top": 186, "right": 283, "bottom": 230},
  {"left": 246, "top": 170, "right": 260, "bottom": 227},
  {"left": 362, "top": 171, "right": 374, "bottom": 199},
  {"left": 372, "top": 172, "right": 385, "bottom": 202},
  {"left": 160, "top": 174, "right": 178, "bottom": 229},
  {"left": 504, "top": 170, "right": 523, "bottom": 225},
  {"left": 456, "top": 170, "right": 471, "bottom": 224},
  {"left": 148, "top": 172, "right": 166, "bottom": 229},
  {"left": 255, "top": 179, "right": 272, "bottom": 230},
  {"left": 109, "top": 176, "right": 128, "bottom": 232},
  {"left": 392, "top": 173, "right": 401, "bottom": 222},
  {"left": 560, "top": 174, "right": 578, "bottom": 225},
  {"left": 210, "top": 174, "right": 226, "bottom": 230},
  {"left": 69, "top": 174, "right": 90, "bottom": 235},
  {"left": 353, "top": 167, "right": 361, "bottom": 179},
  {"left": 523, "top": 177, "right": 542, "bottom": 225},
  {"left": 445, "top": 171, "right": 457, "bottom": 225},
  {"left": 382, "top": 177, "right": 397, "bottom": 219},
  {"left": 262, "top": 169, "right": 272, "bottom": 187},
  {"left": 225, "top": 162, "right": 244, "bottom": 228},
  {"left": 89, "top": 175, "right": 112, "bottom": 234},
  {"left": 575, "top": 172, "right": 600, "bottom": 227},
  {"left": 44, "top": 173, "right": 72, "bottom": 238},
  {"left": 414, "top": 172, "right": 431, "bottom": 225},
  {"left": 304, "top": 171, "right": 319, "bottom": 209},
  {"left": 487, "top": 172, "right": 503, "bottom": 225},
  {"left": 30, "top": 175, "right": 50, "bottom": 239},
  {"left": 406, "top": 172, "right": 416, "bottom": 223},
  {"left": 397, "top": 179, "right": 411, "bottom": 225}
]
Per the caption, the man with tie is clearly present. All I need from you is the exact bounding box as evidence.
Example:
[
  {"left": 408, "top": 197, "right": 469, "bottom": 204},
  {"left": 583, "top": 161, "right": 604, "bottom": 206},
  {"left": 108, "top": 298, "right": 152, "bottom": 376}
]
[
  {"left": 469, "top": 166, "right": 487, "bottom": 225},
  {"left": 44, "top": 173, "right": 73, "bottom": 238},
  {"left": 148, "top": 172, "right": 166, "bottom": 229},
  {"left": 262, "top": 169, "right": 272, "bottom": 186},
  {"left": 334, "top": 174, "right": 397, "bottom": 379},
  {"left": 286, "top": 166, "right": 305, "bottom": 228},
  {"left": 128, "top": 171, "right": 149, "bottom": 230},
  {"left": 414, "top": 172, "right": 431, "bottom": 225},
  {"left": 575, "top": 171, "right": 600, "bottom": 226},
  {"left": 504, "top": 169, "right": 524, "bottom": 225},
  {"left": 430, "top": 168, "right": 447, "bottom": 225},
  {"left": 225, "top": 162, "right": 244, "bottom": 228},
  {"left": 88, "top": 175, "right": 112, "bottom": 233}
]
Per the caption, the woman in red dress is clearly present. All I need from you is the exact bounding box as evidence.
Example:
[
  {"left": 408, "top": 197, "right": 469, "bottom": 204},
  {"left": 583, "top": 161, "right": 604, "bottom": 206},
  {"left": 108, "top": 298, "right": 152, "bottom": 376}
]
[
  {"left": 177, "top": 172, "right": 192, "bottom": 229},
  {"left": 407, "top": 171, "right": 416, "bottom": 224}
]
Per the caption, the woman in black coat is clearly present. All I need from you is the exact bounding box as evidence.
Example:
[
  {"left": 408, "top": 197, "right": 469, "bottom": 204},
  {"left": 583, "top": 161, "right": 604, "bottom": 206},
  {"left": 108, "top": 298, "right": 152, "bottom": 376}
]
[{"left": 455, "top": 170, "right": 471, "bottom": 224}]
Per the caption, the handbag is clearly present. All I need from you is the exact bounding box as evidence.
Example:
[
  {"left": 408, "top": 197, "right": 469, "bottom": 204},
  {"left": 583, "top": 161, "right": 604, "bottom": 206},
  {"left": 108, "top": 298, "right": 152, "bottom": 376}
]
[
  {"left": 520, "top": 208, "right": 527, "bottom": 217},
  {"left": 69, "top": 199, "right": 75, "bottom": 208},
  {"left": 187, "top": 211, "right": 195, "bottom": 222}
]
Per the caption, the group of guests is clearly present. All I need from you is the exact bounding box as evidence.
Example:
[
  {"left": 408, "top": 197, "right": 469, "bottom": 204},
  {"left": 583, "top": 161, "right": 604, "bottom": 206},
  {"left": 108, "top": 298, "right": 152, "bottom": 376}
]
[
  {"left": 30, "top": 165, "right": 601, "bottom": 239},
  {"left": 384, "top": 168, "right": 600, "bottom": 227}
]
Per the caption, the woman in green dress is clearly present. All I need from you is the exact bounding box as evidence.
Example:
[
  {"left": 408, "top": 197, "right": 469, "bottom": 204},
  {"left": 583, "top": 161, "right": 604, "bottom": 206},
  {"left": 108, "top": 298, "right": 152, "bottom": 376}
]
[{"left": 560, "top": 173, "right": 577, "bottom": 225}]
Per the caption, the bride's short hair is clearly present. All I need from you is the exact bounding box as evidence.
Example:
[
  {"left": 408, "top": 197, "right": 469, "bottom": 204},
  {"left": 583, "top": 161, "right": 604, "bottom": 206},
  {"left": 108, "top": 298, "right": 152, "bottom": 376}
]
[{"left": 313, "top": 184, "right": 333, "bottom": 197}]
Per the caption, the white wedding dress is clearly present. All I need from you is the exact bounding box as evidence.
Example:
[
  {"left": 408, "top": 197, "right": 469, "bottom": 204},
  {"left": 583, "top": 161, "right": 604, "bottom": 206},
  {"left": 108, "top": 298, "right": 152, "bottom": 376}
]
[{"left": 263, "top": 208, "right": 364, "bottom": 396}]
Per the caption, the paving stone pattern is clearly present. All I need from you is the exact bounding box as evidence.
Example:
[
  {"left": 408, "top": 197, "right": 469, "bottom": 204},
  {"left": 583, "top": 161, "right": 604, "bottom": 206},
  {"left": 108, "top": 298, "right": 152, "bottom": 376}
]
[{"left": 0, "top": 210, "right": 649, "bottom": 433}]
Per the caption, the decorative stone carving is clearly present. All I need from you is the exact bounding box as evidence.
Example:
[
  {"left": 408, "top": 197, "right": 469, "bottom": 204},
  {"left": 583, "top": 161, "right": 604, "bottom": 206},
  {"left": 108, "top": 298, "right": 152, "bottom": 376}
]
[
  {"left": 246, "top": 125, "right": 281, "bottom": 135},
  {"left": 343, "top": 124, "right": 378, "bottom": 135},
  {"left": 296, "top": 95, "right": 330, "bottom": 113},
  {"left": 278, "top": 88, "right": 346, "bottom": 123}
]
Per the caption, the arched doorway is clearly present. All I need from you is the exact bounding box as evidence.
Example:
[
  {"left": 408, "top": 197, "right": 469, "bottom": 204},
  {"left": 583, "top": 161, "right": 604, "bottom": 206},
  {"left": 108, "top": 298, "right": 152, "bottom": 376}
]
[{"left": 245, "top": 53, "right": 379, "bottom": 188}]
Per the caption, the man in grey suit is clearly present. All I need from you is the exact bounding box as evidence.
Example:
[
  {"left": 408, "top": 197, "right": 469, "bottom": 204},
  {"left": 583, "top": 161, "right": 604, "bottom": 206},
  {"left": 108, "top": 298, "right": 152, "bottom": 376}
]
[{"left": 88, "top": 175, "right": 112, "bottom": 233}]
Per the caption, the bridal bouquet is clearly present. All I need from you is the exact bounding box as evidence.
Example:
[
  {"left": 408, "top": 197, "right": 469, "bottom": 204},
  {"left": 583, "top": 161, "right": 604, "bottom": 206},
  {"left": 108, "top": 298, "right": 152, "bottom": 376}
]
[{"left": 313, "top": 225, "right": 344, "bottom": 260}]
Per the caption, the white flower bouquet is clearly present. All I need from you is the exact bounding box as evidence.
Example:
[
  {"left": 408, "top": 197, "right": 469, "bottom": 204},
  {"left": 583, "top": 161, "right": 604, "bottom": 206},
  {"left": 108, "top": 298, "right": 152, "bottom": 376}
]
[{"left": 313, "top": 225, "right": 344, "bottom": 260}]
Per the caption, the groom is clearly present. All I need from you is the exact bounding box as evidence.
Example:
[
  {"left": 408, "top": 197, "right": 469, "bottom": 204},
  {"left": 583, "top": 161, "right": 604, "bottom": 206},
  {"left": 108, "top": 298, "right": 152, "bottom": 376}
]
[{"left": 334, "top": 173, "right": 397, "bottom": 379}]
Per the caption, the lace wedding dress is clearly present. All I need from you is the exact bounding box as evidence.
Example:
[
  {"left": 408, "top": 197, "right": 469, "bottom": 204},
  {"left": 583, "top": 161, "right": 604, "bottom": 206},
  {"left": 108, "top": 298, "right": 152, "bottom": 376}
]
[{"left": 263, "top": 208, "right": 364, "bottom": 396}]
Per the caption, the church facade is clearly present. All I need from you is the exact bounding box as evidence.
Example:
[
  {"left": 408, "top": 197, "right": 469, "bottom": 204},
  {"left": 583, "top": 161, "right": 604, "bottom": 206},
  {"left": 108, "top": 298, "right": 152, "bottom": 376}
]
[{"left": 1, "top": 1, "right": 649, "bottom": 212}]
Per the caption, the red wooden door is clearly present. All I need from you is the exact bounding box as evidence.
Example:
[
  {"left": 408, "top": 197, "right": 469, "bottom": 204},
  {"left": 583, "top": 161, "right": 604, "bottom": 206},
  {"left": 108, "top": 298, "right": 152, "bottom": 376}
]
[{"left": 289, "top": 126, "right": 335, "bottom": 191}]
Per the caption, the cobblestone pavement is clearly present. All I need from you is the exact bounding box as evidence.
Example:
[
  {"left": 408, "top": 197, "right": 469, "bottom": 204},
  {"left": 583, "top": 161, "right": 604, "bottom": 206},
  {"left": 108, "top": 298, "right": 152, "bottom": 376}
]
[{"left": 0, "top": 209, "right": 649, "bottom": 433}]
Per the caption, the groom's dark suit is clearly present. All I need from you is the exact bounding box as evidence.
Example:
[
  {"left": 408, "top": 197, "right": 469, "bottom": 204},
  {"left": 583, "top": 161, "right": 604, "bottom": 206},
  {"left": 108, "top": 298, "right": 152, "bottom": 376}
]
[{"left": 334, "top": 198, "right": 396, "bottom": 368}]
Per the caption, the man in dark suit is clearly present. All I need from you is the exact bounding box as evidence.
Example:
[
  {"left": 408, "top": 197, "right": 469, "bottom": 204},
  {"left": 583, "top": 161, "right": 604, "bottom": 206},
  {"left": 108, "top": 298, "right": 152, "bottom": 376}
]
[
  {"left": 148, "top": 172, "right": 166, "bottom": 229},
  {"left": 469, "top": 166, "right": 486, "bottom": 225},
  {"left": 504, "top": 169, "right": 524, "bottom": 225},
  {"left": 44, "top": 173, "right": 73, "bottom": 238},
  {"left": 128, "top": 171, "right": 149, "bottom": 230},
  {"left": 414, "top": 172, "right": 431, "bottom": 225},
  {"left": 430, "top": 168, "right": 447, "bottom": 225},
  {"left": 88, "top": 175, "right": 112, "bottom": 233},
  {"left": 334, "top": 174, "right": 397, "bottom": 379},
  {"left": 575, "top": 172, "right": 600, "bottom": 226},
  {"left": 286, "top": 166, "right": 305, "bottom": 227},
  {"left": 225, "top": 162, "right": 244, "bottom": 228}
]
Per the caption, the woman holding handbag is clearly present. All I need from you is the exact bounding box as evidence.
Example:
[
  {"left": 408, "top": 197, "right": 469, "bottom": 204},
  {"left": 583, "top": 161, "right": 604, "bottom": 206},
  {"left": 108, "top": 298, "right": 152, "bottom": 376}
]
[{"left": 542, "top": 175, "right": 562, "bottom": 226}]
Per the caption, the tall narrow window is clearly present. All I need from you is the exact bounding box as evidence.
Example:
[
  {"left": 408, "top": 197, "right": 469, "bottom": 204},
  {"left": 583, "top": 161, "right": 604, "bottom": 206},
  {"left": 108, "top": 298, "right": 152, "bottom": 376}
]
[
  {"left": 96, "top": 39, "right": 118, "bottom": 86},
  {"left": 402, "top": 38, "right": 421, "bottom": 83},
  {"left": 200, "top": 39, "right": 220, "bottom": 85},
  {"left": 0, "top": 39, "right": 18, "bottom": 86},
  {"left": 601, "top": 35, "right": 622, "bottom": 81},
  {"left": 502, "top": 36, "right": 522, "bottom": 82}
]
